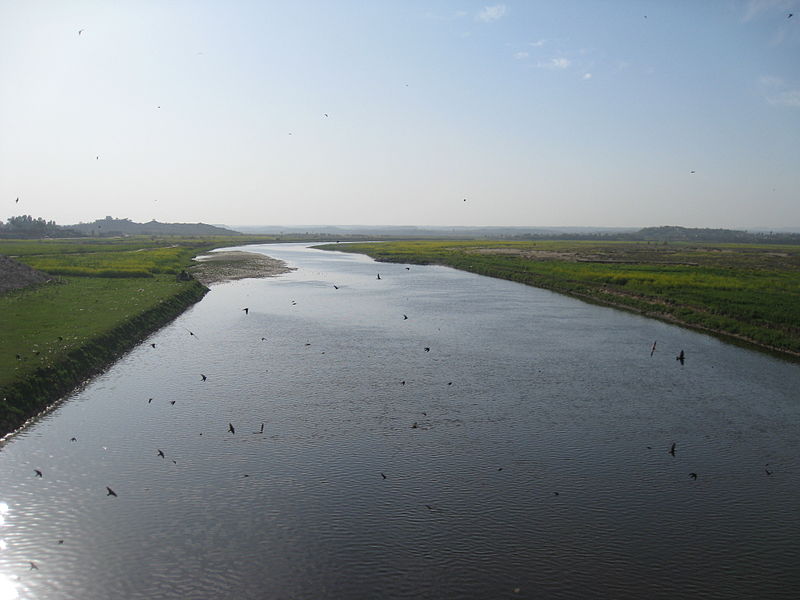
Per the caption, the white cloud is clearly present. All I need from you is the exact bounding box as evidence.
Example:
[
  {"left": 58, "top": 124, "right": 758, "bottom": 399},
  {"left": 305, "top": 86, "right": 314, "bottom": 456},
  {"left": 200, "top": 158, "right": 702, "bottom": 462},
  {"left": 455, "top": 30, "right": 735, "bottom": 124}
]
[
  {"left": 476, "top": 4, "right": 507, "bottom": 23},
  {"left": 537, "top": 57, "right": 571, "bottom": 69},
  {"left": 529, "top": 39, "right": 546, "bottom": 47},
  {"left": 514, "top": 51, "right": 529, "bottom": 60},
  {"left": 582, "top": 73, "right": 592, "bottom": 80},
  {"left": 759, "top": 75, "right": 800, "bottom": 107}
]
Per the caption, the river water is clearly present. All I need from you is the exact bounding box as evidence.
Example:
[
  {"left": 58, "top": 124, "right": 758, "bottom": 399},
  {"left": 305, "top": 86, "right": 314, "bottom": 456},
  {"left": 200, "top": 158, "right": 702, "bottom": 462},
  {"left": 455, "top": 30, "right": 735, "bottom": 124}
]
[{"left": 1, "top": 243, "right": 798, "bottom": 599}]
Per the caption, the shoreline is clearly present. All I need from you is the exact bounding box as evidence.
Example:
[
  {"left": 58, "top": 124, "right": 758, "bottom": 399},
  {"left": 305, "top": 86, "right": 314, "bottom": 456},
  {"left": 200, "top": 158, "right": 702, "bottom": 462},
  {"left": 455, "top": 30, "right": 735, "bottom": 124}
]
[{"left": 190, "top": 250, "right": 293, "bottom": 285}]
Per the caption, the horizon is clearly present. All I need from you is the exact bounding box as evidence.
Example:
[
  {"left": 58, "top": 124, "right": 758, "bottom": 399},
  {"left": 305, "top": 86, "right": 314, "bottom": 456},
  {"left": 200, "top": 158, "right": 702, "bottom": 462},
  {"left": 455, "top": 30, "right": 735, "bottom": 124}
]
[{"left": 1, "top": 2, "right": 798, "bottom": 229}]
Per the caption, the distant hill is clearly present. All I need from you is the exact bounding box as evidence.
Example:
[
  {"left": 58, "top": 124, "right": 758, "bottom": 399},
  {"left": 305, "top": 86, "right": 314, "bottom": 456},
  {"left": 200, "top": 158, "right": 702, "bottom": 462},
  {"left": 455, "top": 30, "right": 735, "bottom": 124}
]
[{"left": 69, "top": 217, "right": 241, "bottom": 236}]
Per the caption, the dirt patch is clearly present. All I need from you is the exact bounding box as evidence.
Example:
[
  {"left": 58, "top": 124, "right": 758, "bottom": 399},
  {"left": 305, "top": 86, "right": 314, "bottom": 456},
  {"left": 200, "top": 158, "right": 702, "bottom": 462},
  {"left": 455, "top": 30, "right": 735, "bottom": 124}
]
[
  {"left": 0, "top": 255, "right": 53, "bottom": 294},
  {"left": 190, "top": 251, "right": 293, "bottom": 285},
  {"left": 467, "top": 248, "right": 581, "bottom": 261}
]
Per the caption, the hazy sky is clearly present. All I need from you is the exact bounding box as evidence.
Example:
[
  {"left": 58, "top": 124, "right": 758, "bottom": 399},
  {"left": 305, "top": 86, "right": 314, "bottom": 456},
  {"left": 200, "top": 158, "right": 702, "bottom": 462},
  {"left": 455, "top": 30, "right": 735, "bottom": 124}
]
[{"left": 1, "top": 1, "right": 798, "bottom": 229}]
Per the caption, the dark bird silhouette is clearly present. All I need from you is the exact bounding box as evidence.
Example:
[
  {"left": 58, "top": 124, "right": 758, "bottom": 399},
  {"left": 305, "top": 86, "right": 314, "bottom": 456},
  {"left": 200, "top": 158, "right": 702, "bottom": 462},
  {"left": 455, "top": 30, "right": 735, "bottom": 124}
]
[
  {"left": 78, "top": 29, "right": 84, "bottom": 35},
  {"left": 447, "top": 382, "right": 453, "bottom": 386},
  {"left": 70, "top": 437, "right": 77, "bottom": 442},
  {"left": 411, "top": 422, "right": 419, "bottom": 429},
  {"left": 96, "top": 156, "right": 99, "bottom": 160},
  {"left": 650, "top": 341, "right": 657, "bottom": 357},
  {"left": 150, "top": 343, "right": 156, "bottom": 348},
  {"left": 148, "top": 398, "right": 153, "bottom": 404},
  {"left": 403, "top": 314, "right": 408, "bottom": 320},
  {"left": 185, "top": 328, "right": 198, "bottom": 338},
  {"left": 689, "top": 472, "right": 698, "bottom": 480},
  {"left": 200, "top": 374, "right": 207, "bottom": 381},
  {"left": 30, "top": 561, "right": 38, "bottom": 570},
  {"left": 381, "top": 472, "right": 387, "bottom": 479},
  {"left": 261, "top": 337, "right": 267, "bottom": 341},
  {"left": 424, "top": 347, "right": 430, "bottom": 352},
  {"left": 669, "top": 442, "right": 676, "bottom": 456},
  {"left": 15, "top": 354, "right": 21, "bottom": 360},
  {"left": 15, "top": 197, "right": 19, "bottom": 203},
  {"left": 765, "top": 465, "right": 773, "bottom": 476},
  {"left": 243, "top": 307, "right": 249, "bottom": 314},
  {"left": 553, "top": 492, "right": 559, "bottom": 496},
  {"left": 324, "top": 113, "right": 329, "bottom": 117},
  {"left": 405, "top": 267, "right": 410, "bottom": 270},
  {"left": 170, "top": 400, "right": 176, "bottom": 405},
  {"left": 106, "top": 486, "right": 117, "bottom": 497},
  {"left": 400, "top": 380, "right": 405, "bottom": 385},
  {"left": 789, "top": 13, "right": 793, "bottom": 18},
  {"left": 377, "top": 274, "right": 381, "bottom": 280},
  {"left": 157, "top": 449, "right": 165, "bottom": 458},
  {"left": 34, "top": 469, "right": 43, "bottom": 478},
  {"left": 690, "top": 170, "right": 695, "bottom": 174},
  {"left": 676, "top": 350, "right": 685, "bottom": 365},
  {"left": 425, "top": 504, "right": 433, "bottom": 510},
  {"left": 253, "top": 423, "right": 264, "bottom": 434},
  {"left": 58, "top": 539, "right": 64, "bottom": 544},
  {"left": 333, "top": 285, "right": 339, "bottom": 289},
  {"left": 463, "top": 198, "right": 467, "bottom": 202},
  {"left": 228, "top": 423, "right": 235, "bottom": 434},
  {"left": 497, "top": 467, "right": 503, "bottom": 471}
]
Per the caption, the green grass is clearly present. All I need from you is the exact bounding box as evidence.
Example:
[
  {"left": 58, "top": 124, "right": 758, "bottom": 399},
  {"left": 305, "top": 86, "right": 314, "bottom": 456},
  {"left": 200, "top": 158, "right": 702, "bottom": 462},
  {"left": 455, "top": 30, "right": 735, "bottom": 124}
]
[{"left": 317, "top": 240, "right": 800, "bottom": 356}]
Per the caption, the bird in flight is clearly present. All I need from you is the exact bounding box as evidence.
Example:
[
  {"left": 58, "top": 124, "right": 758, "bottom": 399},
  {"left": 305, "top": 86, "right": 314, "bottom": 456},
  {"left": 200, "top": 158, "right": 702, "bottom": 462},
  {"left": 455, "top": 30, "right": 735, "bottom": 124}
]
[
  {"left": 377, "top": 273, "right": 381, "bottom": 280},
  {"left": 333, "top": 284, "right": 339, "bottom": 289},
  {"left": 70, "top": 437, "right": 77, "bottom": 442},
  {"left": 157, "top": 449, "right": 165, "bottom": 458},
  {"left": 148, "top": 398, "right": 153, "bottom": 404},
  {"left": 30, "top": 562, "right": 38, "bottom": 570},
  {"left": 650, "top": 341, "right": 657, "bottom": 357},
  {"left": 78, "top": 29, "right": 84, "bottom": 35},
  {"left": 200, "top": 374, "right": 207, "bottom": 381},
  {"left": 669, "top": 443, "right": 676, "bottom": 456},
  {"left": 150, "top": 343, "right": 156, "bottom": 348},
  {"left": 403, "top": 314, "right": 408, "bottom": 320},
  {"left": 106, "top": 486, "right": 117, "bottom": 497},
  {"left": 689, "top": 472, "right": 698, "bottom": 480},
  {"left": 185, "top": 328, "right": 198, "bottom": 338},
  {"left": 253, "top": 423, "right": 264, "bottom": 434},
  {"left": 424, "top": 347, "right": 430, "bottom": 352},
  {"left": 788, "top": 13, "right": 793, "bottom": 18},
  {"left": 381, "top": 472, "right": 387, "bottom": 479},
  {"left": 15, "top": 197, "right": 19, "bottom": 203},
  {"left": 690, "top": 170, "right": 695, "bottom": 174},
  {"left": 676, "top": 350, "right": 685, "bottom": 365},
  {"left": 243, "top": 307, "right": 249, "bottom": 314},
  {"left": 34, "top": 469, "right": 43, "bottom": 478},
  {"left": 228, "top": 423, "right": 235, "bottom": 434}
]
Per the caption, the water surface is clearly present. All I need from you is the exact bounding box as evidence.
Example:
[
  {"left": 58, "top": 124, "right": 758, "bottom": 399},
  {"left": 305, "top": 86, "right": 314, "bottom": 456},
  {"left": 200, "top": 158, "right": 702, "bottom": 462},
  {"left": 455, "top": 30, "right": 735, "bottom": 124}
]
[{"left": 1, "top": 243, "right": 798, "bottom": 599}]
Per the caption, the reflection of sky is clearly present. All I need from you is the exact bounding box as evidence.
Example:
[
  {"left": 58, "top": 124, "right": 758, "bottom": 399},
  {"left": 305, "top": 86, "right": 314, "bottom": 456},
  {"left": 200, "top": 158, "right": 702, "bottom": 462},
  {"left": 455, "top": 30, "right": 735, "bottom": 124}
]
[{"left": 0, "top": 502, "right": 19, "bottom": 600}]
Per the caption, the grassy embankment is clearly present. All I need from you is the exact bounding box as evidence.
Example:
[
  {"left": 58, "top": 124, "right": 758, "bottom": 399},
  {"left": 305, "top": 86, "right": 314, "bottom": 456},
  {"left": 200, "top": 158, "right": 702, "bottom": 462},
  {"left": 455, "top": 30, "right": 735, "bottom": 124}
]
[
  {"left": 0, "top": 235, "right": 286, "bottom": 434},
  {"left": 318, "top": 240, "right": 800, "bottom": 357}
]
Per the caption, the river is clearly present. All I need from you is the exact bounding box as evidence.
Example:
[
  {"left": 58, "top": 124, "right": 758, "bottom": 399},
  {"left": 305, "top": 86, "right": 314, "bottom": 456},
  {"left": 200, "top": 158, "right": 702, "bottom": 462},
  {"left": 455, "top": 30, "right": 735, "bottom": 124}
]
[{"left": 1, "top": 243, "right": 798, "bottom": 599}]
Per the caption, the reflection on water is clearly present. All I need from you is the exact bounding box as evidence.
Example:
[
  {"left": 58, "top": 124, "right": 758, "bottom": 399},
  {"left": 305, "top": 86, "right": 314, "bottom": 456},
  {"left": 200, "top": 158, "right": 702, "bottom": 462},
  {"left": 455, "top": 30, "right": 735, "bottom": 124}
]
[{"left": 0, "top": 243, "right": 799, "bottom": 599}]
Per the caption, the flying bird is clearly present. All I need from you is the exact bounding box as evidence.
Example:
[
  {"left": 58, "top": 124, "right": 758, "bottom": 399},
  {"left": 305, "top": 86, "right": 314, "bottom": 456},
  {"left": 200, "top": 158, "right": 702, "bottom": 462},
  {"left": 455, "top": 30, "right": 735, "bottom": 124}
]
[
  {"left": 157, "top": 449, "right": 165, "bottom": 458},
  {"left": 200, "top": 374, "right": 207, "bottom": 381},
  {"left": 676, "top": 350, "right": 685, "bottom": 365},
  {"left": 690, "top": 170, "right": 695, "bottom": 174},
  {"left": 377, "top": 274, "right": 381, "bottom": 280},
  {"left": 34, "top": 469, "right": 43, "bottom": 478},
  {"left": 78, "top": 29, "right": 84, "bottom": 35},
  {"left": 650, "top": 341, "right": 657, "bottom": 357},
  {"left": 403, "top": 314, "right": 408, "bottom": 320},
  {"left": 148, "top": 398, "right": 153, "bottom": 404},
  {"left": 333, "top": 285, "right": 339, "bottom": 289},
  {"left": 424, "top": 347, "right": 430, "bottom": 352},
  {"left": 15, "top": 197, "right": 19, "bottom": 203},
  {"left": 70, "top": 437, "right": 77, "bottom": 442},
  {"left": 243, "top": 307, "right": 249, "bottom": 314},
  {"left": 170, "top": 400, "right": 176, "bottom": 405},
  {"left": 381, "top": 472, "right": 387, "bottom": 479},
  {"left": 669, "top": 443, "right": 676, "bottom": 456},
  {"left": 324, "top": 113, "right": 329, "bottom": 117},
  {"left": 150, "top": 343, "right": 156, "bottom": 348},
  {"left": 185, "top": 328, "right": 198, "bottom": 338},
  {"left": 765, "top": 465, "right": 773, "bottom": 476},
  {"left": 689, "top": 472, "right": 698, "bottom": 480},
  {"left": 253, "top": 423, "right": 264, "bottom": 434},
  {"left": 788, "top": 13, "right": 793, "bottom": 18},
  {"left": 30, "top": 562, "right": 38, "bottom": 570},
  {"left": 228, "top": 423, "right": 235, "bottom": 434},
  {"left": 106, "top": 486, "right": 117, "bottom": 497}
]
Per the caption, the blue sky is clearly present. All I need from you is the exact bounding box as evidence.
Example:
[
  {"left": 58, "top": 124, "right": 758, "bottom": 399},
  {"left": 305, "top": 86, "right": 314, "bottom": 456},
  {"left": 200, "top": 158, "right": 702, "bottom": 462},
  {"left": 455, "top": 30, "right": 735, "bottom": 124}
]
[{"left": 1, "top": 1, "right": 798, "bottom": 229}]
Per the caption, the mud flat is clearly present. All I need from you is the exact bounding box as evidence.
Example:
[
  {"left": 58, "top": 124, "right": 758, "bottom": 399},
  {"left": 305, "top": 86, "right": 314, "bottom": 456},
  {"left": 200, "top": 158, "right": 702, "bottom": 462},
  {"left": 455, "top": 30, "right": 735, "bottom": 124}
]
[{"left": 190, "top": 250, "right": 293, "bottom": 285}]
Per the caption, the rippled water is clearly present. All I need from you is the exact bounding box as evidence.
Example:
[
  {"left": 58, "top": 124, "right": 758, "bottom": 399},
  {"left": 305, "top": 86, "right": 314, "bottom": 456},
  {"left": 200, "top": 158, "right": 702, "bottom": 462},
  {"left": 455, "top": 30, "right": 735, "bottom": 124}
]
[{"left": 1, "top": 243, "right": 799, "bottom": 599}]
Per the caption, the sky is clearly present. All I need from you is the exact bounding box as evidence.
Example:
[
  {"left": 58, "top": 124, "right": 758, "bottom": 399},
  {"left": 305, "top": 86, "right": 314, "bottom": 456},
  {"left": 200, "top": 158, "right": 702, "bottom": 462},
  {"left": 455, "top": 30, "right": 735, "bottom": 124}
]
[{"left": 0, "top": 1, "right": 798, "bottom": 230}]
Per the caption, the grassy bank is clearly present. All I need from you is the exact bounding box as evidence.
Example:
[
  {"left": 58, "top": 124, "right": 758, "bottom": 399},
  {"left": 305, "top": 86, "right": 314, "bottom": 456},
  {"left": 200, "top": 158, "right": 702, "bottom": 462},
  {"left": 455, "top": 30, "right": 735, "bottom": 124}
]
[
  {"left": 317, "top": 240, "right": 800, "bottom": 357},
  {"left": 0, "top": 235, "right": 281, "bottom": 435}
]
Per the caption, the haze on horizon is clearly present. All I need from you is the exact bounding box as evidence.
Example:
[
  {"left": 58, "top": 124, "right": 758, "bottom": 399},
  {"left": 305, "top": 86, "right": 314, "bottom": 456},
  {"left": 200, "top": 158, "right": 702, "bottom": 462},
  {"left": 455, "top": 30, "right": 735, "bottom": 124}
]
[{"left": 1, "top": 1, "right": 798, "bottom": 231}]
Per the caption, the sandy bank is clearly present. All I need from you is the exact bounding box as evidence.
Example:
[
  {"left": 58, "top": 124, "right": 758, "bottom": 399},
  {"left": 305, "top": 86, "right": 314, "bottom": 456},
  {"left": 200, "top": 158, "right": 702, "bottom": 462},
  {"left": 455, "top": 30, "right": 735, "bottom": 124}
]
[{"left": 190, "top": 250, "right": 293, "bottom": 285}]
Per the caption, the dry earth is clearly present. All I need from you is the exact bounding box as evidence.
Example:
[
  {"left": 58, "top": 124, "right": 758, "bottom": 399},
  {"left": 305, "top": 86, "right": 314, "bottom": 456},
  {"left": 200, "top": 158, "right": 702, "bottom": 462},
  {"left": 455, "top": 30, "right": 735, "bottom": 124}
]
[
  {"left": 0, "top": 255, "right": 53, "bottom": 294},
  {"left": 190, "top": 251, "right": 293, "bottom": 285}
]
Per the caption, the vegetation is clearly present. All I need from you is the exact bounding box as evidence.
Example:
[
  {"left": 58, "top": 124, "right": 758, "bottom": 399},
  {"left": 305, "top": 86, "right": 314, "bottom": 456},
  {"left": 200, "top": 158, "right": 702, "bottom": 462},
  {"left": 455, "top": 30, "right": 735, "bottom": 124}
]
[{"left": 317, "top": 240, "right": 800, "bottom": 357}]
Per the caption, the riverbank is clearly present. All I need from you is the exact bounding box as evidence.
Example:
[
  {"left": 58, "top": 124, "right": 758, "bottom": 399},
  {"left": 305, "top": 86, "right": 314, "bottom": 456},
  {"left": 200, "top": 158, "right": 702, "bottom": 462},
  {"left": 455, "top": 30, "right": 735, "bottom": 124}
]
[
  {"left": 317, "top": 240, "right": 800, "bottom": 359},
  {"left": 0, "top": 237, "right": 293, "bottom": 437}
]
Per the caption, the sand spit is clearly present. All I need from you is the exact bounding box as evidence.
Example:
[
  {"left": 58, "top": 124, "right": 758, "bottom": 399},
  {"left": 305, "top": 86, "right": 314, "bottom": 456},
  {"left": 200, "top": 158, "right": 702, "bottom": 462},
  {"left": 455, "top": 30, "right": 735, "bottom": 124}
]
[{"left": 190, "top": 250, "right": 293, "bottom": 285}]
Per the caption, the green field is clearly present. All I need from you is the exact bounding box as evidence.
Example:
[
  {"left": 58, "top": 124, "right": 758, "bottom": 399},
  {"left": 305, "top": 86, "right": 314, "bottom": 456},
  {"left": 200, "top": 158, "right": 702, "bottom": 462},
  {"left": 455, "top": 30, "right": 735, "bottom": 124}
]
[{"left": 317, "top": 240, "right": 800, "bottom": 357}]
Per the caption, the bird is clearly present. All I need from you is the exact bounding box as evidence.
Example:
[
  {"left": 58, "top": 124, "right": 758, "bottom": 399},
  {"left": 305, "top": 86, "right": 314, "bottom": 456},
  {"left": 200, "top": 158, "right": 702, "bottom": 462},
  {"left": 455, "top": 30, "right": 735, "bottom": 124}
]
[
  {"left": 497, "top": 467, "right": 503, "bottom": 471},
  {"left": 690, "top": 170, "right": 695, "bottom": 174},
  {"left": 324, "top": 113, "right": 329, "bottom": 117},
  {"left": 29, "top": 561, "right": 38, "bottom": 570},
  {"left": 463, "top": 198, "right": 467, "bottom": 202},
  {"left": 447, "top": 382, "right": 453, "bottom": 386},
  {"left": 106, "top": 486, "right": 117, "bottom": 497},
  {"left": 400, "top": 380, "right": 405, "bottom": 385},
  {"left": 228, "top": 423, "right": 235, "bottom": 434},
  {"left": 150, "top": 343, "right": 156, "bottom": 348},
  {"left": 789, "top": 13, "right": 793, "bottom": 18},
  {"left": 689, "top": 472, "right": 698, "bottom": 480},
  {"left": 765, "top": 465, "right": 773, "bottom": 476},
  {"left": 650, "top": 341, "right": 657, "bottom": 357},
  {"left": 70, "top": 437, "right": 77, "bottom": 442},
  {"left": 377, "top": 274, "right": 381, "bottom": 280},
  {"left": 403, "top": 314, "right": 408, "bottom": 320},
  {"left": 261, "top": 337, "right": 267, "bottom": 341},
  {"left": 96, "top": 156, "right": 99, "bottom": 160},
  {"left": 424, "top": 347, "right": 430, "bottom": 352},
  {"left": 57, "top": 540, "right": 64, "bottom": 544},
  {"left": 15, "top": 354, "right": 21, "bottom": 360},
  {"left": 411, "top": 422, "right": 418, "bottom": 428},
  {"left": 425, "top": 504, "right": 433, "bottom": 510},
  {"left": 243, "top": 307, "right": 249, "bottom": 314},
  {"left": 34, "top": 469, "right": 43, "bottom": 478},
  {"left": 381, "top": 472, "right": 387, "bottom": 479},
  {"left": 170, "top": 400, "right": 176, "bottom": 405},
  {"left": 78, "top": 29, "right": 84, "bottom": 35},
  {"left": 15, "top": 197, "right": 19, "bottom": 203},
  {"left": 185, "top": 328, "right": 198, "bottom": 338},
  {"left": 148, "top": 398, "right": 153, "bottom": 404},
  {"left": 669, "top": 442, "right": 676, "bottom": 456},
  {"left": 676, "top": 350, "right": 685, "bottom": 365},
  {"left": 157, "top": 449, "right": 165, "bottom": 458},
  {"left": 253, "top": 423, "right": 264, "bottom": 434},
  {"left": 333, "top": 285, "right": 339, "bottom": 289},
  {"left": 200, "top": 374, "right": 207, "bottom": 381}
]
